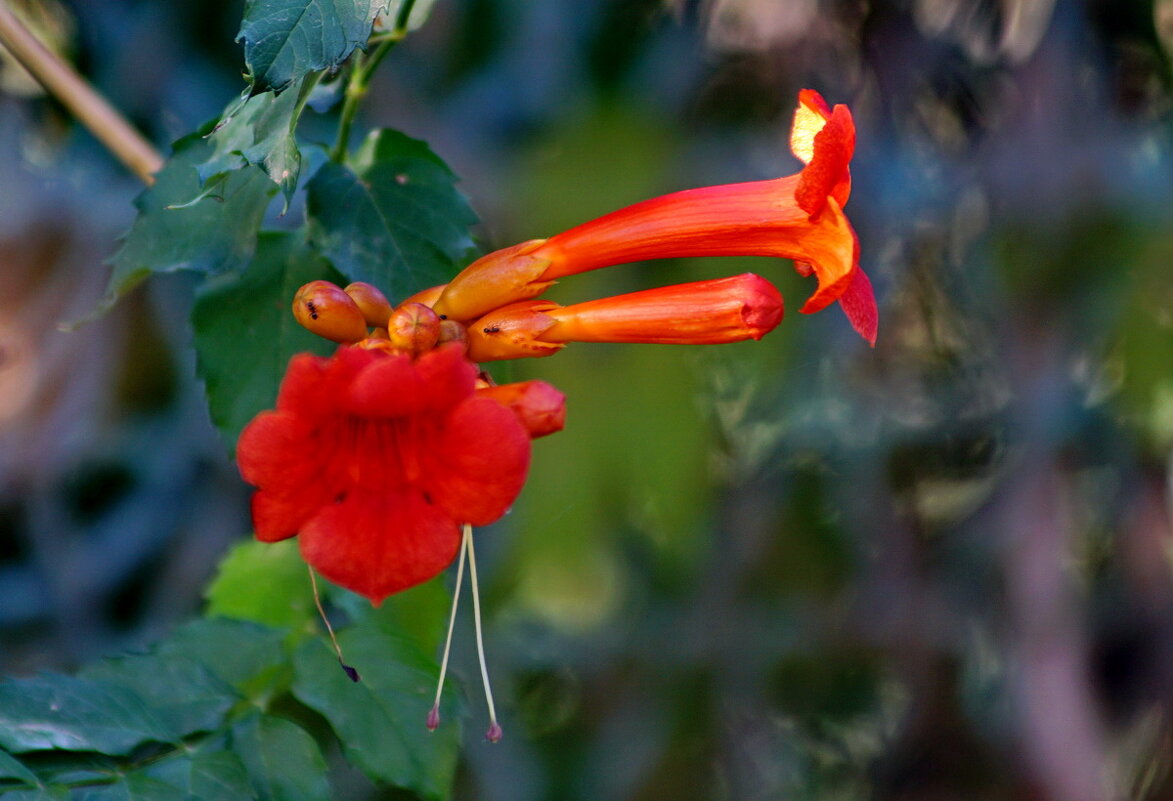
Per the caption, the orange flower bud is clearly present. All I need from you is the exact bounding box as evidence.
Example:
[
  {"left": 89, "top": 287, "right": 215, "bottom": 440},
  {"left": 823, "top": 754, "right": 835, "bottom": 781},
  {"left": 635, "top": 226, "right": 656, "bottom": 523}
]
[
  {"left": 293, "top": 280, "right": 369, "bottom": 343},
  {"left": 478, "top": 380, "right": 566, "bottom": 438},
  {"left": 386, "top": 302, "right": 441, "bottom": 355},
  {"left": 432, "top": 240, "right": 553, "bottom": 323},
  {"left": 542, "top": 274, "right": 783, "bottom": 345},
  {"left": 465, "top": 301, "right": 565, "bottom": 363},
  {"left": 344, "top": 282, "right": 394, "bottom": 327},
  {"left": 399, "top": 284, "right": 447, "bottom": 309},
  {"left": 437, "top": 319, "right": 468, "bottom": 347}
]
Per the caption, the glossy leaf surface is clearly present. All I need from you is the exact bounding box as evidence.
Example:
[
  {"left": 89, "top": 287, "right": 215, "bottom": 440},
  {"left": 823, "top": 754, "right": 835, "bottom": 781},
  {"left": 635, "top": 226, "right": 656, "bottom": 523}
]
[
  {"left": 291, "top": 627, "right": 461, "bottom": 800},
  {"left": 191, "top": 231, "right": 341, "bottom": 450},
  {"left": 307, "top": 129, "right": 478, "bottom": 301},
  {"left": 238, "top": 0, "right": 387, "bottom": 92}
]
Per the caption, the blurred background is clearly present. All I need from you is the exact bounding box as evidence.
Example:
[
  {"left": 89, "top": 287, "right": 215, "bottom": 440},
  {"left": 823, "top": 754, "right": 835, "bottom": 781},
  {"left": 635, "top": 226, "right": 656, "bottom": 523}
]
[{"left": 2, "top": 0, "right": 1173, "bottom": 799}]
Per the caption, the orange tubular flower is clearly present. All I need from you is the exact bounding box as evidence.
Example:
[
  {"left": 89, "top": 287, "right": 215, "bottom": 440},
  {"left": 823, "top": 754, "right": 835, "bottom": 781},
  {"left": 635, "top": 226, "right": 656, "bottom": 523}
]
[
  {"left": 433, "top": 90, "right": 877, "bottom": 346},
  {"left": 236, "top": 343, "right": 536, "bottom": 604},
  {"left": 466, "top": 274, "right": 784, "bottom": 362}
]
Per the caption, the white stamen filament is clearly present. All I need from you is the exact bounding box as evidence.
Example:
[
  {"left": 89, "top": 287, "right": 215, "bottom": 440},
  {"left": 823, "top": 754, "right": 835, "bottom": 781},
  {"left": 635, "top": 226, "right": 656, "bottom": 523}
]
[
  {"left": 428, "top": 528, "right": 468, "bottom": 729},
  {"left": 465, "top": 524, "right": 502, "bottom": 741}
]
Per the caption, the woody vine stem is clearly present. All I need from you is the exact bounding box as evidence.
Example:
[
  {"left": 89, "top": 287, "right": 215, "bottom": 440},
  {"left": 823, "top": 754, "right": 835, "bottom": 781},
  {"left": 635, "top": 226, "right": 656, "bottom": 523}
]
[
  {"left": 0, "top": 0, "right": 163, "bottom": 183},
  {"left": 330, "top": 0, "right": 419, "bottom": 162},
  {"left": 0, "top": 0, "right": 419, "bottom": 181}
]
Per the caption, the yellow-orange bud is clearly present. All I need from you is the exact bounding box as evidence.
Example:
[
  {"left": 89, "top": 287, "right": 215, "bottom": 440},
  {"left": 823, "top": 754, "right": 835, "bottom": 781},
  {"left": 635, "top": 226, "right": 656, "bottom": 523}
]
[
  {"left": 432, "top": 240, "right": 554, "bottom": 322},
  {"left": 293, "top": 281, "right": 369, "bottom": 343},
  {"left": 344, "top": 282, "right": 393, "bottom": 327},
  {"left": 399, "top": 284, "right": 447, "bottom": 310},
  {"left": 436, "top": 319, "right": 468, "bottom": 347},
  {"left": 386, "top": 302, "right": 441, "bottom": 355}
]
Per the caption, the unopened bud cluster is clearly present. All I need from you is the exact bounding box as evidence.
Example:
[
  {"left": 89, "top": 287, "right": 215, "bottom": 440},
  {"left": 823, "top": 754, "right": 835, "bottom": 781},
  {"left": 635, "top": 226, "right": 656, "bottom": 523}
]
[{"left": 293, "top": 280, "right": 467, "bottom": 359}]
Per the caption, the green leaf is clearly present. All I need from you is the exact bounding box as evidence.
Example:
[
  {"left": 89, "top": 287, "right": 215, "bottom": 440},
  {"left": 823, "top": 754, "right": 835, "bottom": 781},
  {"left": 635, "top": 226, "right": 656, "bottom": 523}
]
[
  {"left": 205, "top": 539, "right": 315, "bottom": 628},
  {"left": 73, "top": 774, "right": 188, "bottom": 801},
  {"left": 306, "top": 128, "right": 478, "bottom": 300},
  {"left": 17, "top": 752, "right": 117, "bottom": 787},
  {"left": 0, "top": 749, "right": 40, "bottom": 786},
  {"left": 78, "top": 654, "right": 239, "bottom": 737},
  {"left": 238, "top": 0, "right": 389, "bottom": 93},
  {"left": 331, "top": 576, "right": 452, "bottom": 655},
  {"left": 231, "top": 713, "right": 329, "bottom": 801},
  {"left": 144, "top": 745, "right": 254, "bottom": 801},
  {"left": 291, "top": 627, "right": 461, "bottom": 800},
  {"left": 89, "top": 135, "right": 277, "bottom": 322},
  {"left": 0, "top": 786, "right": 69, "bottom": 801},
  {"left": 0, "top": 674, "right": 175, "bottom": 754},
  {"left": 191, "top": 231, "right": 341, "bottom": 449},
  {"left": 199, "top": 77, "right": 309, "bottom": 204},
  {"left": 155, "top": 618, "right": 286, "bottom": 694}
]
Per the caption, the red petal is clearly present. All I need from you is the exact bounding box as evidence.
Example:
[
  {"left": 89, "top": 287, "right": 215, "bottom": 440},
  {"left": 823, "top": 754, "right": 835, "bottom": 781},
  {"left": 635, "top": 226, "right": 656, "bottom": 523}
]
[
  {"left": 298, "top": 488, "right": 462, "bottom": 604},
  {"left": 795, "top": 197, "right": 858, "bottom": 314},
  {"left": 347, "top": 352, "right": 427, "bottom": 417},
  {"left": 252, "top": 486, "right": 330, "bottom": 542},
  {"left": 274, "top": 353, "right": 329, "bottom": 413},
  {"left": 237, "top": 411, "right": 311, "bottom": 487},
  {"left": 415, "top": 343, "right": 478, "bottom": 411},
  {"left": 838, "top": 265, "right": 878, "bottom": 346},
  {"left": 795, "top": 105, "right": 855, "bottom": 218},
  {"left": 425, "top": 397, "right": 531, "bottom": 525}
]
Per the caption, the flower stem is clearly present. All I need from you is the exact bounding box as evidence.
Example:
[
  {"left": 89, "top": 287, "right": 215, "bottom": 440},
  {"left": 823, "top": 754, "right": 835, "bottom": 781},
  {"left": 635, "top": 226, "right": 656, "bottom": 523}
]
[
  {"left": 328, "top": 0, "right": 418, "bottom": 163},
  {"left": 0, "top": 1, "right": 162, "bottom": 184}
]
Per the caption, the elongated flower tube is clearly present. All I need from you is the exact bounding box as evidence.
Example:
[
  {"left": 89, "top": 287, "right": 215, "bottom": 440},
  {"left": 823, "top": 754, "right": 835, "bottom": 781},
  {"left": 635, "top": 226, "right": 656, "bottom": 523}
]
[
  {"left": 433, "top": 90, "right": 876, "bottom": 345},
  {"left": 466, "top": 274, "right": 784, "bottom": 362}
]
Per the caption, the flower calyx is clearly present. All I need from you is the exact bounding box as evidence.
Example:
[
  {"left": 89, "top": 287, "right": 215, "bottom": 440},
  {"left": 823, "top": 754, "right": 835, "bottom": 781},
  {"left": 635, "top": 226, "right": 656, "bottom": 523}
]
[{"left": 466, "top": 300, "right": 564, "bottom": 362}]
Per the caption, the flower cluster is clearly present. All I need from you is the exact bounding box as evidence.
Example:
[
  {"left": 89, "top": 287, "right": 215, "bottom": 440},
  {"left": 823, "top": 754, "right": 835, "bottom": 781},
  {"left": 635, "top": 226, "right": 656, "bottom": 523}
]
[{"left": 235, "top": 89, "right": 874, "bottom": 739}]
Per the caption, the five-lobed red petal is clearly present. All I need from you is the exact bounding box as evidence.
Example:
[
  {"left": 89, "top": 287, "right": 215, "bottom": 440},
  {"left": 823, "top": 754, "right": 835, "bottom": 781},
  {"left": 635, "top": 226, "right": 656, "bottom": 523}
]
[{"left": 236, "top": 343, "right": 532, "bottom": 604}]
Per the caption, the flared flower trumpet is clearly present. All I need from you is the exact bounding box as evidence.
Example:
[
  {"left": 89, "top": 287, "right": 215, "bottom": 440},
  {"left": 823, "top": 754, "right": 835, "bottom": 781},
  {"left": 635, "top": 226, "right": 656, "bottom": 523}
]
[{"left": 236, "top": 342, "right": 552, "bottom": 604}]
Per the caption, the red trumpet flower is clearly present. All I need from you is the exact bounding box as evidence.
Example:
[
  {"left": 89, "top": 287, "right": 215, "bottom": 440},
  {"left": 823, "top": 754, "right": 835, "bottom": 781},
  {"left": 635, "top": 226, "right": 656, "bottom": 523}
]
[
  {"left": 432, "top": 90, "right": 876, "bottom": 345},
  {"left": 236, "top": 343, "right": 543, "bottom": 604}
]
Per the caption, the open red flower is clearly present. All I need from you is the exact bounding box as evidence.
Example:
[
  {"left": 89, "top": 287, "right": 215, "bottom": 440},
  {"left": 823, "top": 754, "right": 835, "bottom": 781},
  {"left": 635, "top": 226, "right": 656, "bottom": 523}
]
[
  {"left": 236, "top": 343, "right": 533, "bottom": 604},
  {"left": 432, "top": 89, "right": 877, "bottom": 345}
]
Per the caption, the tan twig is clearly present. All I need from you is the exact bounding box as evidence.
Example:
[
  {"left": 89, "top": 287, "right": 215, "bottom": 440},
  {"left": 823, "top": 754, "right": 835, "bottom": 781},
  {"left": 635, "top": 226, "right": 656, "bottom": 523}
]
[{"left": 0, "top": 1, "right": 163, "bottom": 183}]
